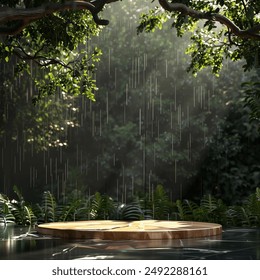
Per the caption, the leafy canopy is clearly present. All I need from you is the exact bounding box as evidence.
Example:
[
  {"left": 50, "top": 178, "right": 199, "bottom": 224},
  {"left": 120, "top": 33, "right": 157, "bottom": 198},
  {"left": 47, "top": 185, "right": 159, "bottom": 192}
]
[
  {"left": 0, "top": 0, "right": 259, "bottom": 123},
  {"left": 0, "top": 1, "right": 260, "bottom": 83}
]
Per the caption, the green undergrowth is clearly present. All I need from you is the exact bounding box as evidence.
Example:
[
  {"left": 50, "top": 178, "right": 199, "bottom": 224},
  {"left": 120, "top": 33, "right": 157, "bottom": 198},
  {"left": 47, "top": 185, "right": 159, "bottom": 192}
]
[{"left": 1, "top": 185, "right": 260, "bottom": 228}]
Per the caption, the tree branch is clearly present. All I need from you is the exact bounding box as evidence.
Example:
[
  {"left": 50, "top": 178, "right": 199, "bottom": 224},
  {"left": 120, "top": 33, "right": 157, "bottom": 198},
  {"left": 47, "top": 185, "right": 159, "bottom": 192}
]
[
  {"left": 0, "top": 0, "right": 118, "bottom": 35},
  {"left": 12, "top": 45, "right": 74, "bottom": 70},
  {"left": 158, "top": 0, "right": 260, "bottom": 40}
]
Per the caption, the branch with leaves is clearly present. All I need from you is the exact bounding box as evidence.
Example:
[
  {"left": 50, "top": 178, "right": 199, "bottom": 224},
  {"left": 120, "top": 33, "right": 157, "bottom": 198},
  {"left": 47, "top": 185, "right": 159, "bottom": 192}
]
[
  {"left": 0, "top": 0, "right": 117, "bottom": 35},
  {"left": 158, "top": 0, "right": 260, "bottom": 40},
  {"left": 0, "top": 0, "right": 260, "bottom": 40}
]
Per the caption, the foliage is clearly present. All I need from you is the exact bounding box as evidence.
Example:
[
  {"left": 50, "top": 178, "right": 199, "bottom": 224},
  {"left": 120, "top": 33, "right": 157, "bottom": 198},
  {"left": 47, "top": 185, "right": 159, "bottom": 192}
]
[
  {"left": 0, "top": 1, "right": 103, "bottom": 153},
  {"left": 66, "top": 2, "right": 227, "bottom": 202},
  {"left": 0, "top": 0, "right": 259, "bottom": 100},
  {"left": 236, "top": 187, "right": 260, "bottom": 227},
  {"left": 199, "top": 86, "right": 260, "bottom": 204},
  {"left": 119, "top": 202, "right": 144, "bottom": 220},
  {"left": 242, "top": 80, "right": 260, "bottom": 121},
  {"left": 6, "top": 186, "right": 36, "bottom": 225},
  {"left": 0, "top": 1, "right": 102, "bottom": 101},
  {"left": 145, "top": 184, "right": 173, "bottom": 220},
  {"left": 0, "top": 0, "right": 259, "bottom": 215},
  {"left": 138, "top": 0, "right": 260, "bottom": 75},
  {"left": 0, "top": 193, "right": 15, "bottom": 225},
  {"left": 88, "top": 192, "right": 115, "bottom": 219},
  {"left": 1, "top": 186, "right": 260, "bottom": 228}
]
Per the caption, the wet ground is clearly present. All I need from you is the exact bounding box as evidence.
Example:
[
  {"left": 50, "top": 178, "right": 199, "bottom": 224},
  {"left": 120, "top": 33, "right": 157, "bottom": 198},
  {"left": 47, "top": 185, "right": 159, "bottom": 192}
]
[{"left": 0, "top": 225, "right": 260, "bottom": 260}]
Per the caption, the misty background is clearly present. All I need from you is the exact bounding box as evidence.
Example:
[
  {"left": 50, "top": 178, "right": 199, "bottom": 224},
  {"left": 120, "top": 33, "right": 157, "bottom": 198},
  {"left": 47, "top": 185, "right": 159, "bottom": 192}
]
[{"left": 0, "top": 1, "right": 259, "bottom": 206}]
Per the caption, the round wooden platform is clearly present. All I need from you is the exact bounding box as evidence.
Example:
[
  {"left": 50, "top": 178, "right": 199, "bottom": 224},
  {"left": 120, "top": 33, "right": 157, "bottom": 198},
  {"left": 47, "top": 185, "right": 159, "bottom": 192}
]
[{"left": 36, "top": 220, "right": 222, "bottom": 240}]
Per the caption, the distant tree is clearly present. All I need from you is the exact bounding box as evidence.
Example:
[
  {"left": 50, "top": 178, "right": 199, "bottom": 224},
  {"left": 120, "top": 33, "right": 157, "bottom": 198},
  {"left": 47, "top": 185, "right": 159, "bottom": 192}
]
[{"left": 1, "top": 0, "right": 259, "bottom": 201}]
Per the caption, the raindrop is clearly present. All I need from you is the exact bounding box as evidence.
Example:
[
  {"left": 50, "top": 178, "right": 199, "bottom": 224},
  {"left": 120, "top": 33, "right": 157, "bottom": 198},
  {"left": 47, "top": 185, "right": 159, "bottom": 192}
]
[
  {"left": 116, "top": 179, "right": 119, "bottom": 202},
  {"left": 208, "top": 90, "right": 211, "bottom": 112},
  {"left": 187, "top": 104, "right": 190, "bottom": 127},
  {"left": 92, "top": 111, "right": 95, "bottom": 137},
  {"left": 13, "top": 155, "right": 16, "bottom": 174},
  {"left": 49, "top": 158, "right": 52, "bottom": 177},
  {"left": 45, "top": 165, "right": 48, "bottom": 185},
  {"left": 123, "top": 104, "right": 126, "bottom": 124},
  {"left": 142, "top": 148, "right": 146, "bottom": 191},
  {"left": 139, "top": 108, "right": 142, "bottom": 135},
  {"left": 113, "top": 153, "right": 116, "bottom": 166},
  {"left": 80, "top": 113, "right": 84, "bottom": 126},
  {"left": 200, "top": 85, "right": 203, "bottom": 109},
  {"left": 165, "top": 59, "right": 168, "bottom": 78},
  {"left": 174, "top": 160, "right": 177, "bottom": 183},
  {"left": 114, "top": 67, "right": 117, "bottom": 89},
  {"left": 106, "top": 91, "right": 109, "bottom": 124},
  {"left": 149, "top": 76, "right": 152, "bottom": 101},
  {"left": 96, "top": 156, "right": 99, "bottom": 181},
  {"left": 125, "top": 83, "right": 128, "bottom": 106},
  {"left": 89, "top": 99, "right": 92, "bottom": 114},
  {"left": 66, "top": 159, "right": 69, "bottom": 180},
  {"left": 108, "top": 48, "right": 111, "bottom": 75},
  {"left": 176, "top": 49, "right": 180, "bottom": 65},
  {"left": 171, "top": 133, "right": 174, "bottom": 156},
  {"left": 134, "top": 57, "right": 137, "bottom": 88},
  {"left": 155, "top": 77, "right": 158, "bottom": 96},
  {"left": 193, "top": 86, "right": 196, "bottom": 108},
  {"left": 55, "top": 157, "right": 58, "bottom": 179},
  {"left": 137, "top": 56, "right": 140, "bottom": 85},
  {"left": 29, "top": 167, "right": 32, "bottom": 188},
  {"left": 59, "top": 146, "right": 63, "bottom": 164},
  {"left": 131, "top": 58, "right": 134, "bottom": 88},
  {"left": 153, "top": 143, "right": 156, "bottom": 167},
  {"left": 57, "top": 176, "right": 60, "bottom": 199},
  {"left": 178, "top": 104, "right": 182, "bottom": 141},
  {"left": 148, "top": 170, "right": 152, "bottom": 201},
  {"left": 152, "top": 98, "right": 155, "bottom": 121},
  {"left": 189, "top": 133, "right": 192, "bottom": 162},
  {"left": 99, "top": 109, "right": 102, "bottom": 136},
  {"left": 170, "top": 111, "right": 173, "bottom": 129},
  {"left": 174, "top": 85, "right": 177, "bottom": 111},
  {"left": 1, "top": 147, "right": 3, "bottom": 168},
  {"left": 19, "top": 147, "right": 22, "bottom": 172},
  {"left": 143, "top": 53, "right": 147, "bottom": 84},
  {"left": 131, "top": 175, "right": 134, "bottom": 197},
  {"left": 122, "top": 164, "right": 125, "bottom": 191},
  {"left": 43, "top": 150, "right": 46, "bottom": 166},
  {"left": 159, "top": 93, "right": 162, "bottom": 114},
  {"left": 76, "top": 144, "right": 79, "bottom": 166}
]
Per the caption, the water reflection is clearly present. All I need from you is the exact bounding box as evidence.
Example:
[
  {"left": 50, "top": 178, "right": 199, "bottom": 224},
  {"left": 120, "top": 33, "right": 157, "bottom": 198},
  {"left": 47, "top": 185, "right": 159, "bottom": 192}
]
[
  {"left": 0, "top": 225, "right": 64, "bottom": 260},
  {"left": 1, "top": 226, "right": 260, "bottom": 260}
]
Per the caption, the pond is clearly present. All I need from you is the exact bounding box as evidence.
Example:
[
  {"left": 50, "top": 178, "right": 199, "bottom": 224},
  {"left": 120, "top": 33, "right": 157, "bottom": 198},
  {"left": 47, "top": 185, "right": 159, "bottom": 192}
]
[{"left": 1, "top": 225, "right": 260, "bottom": 260}]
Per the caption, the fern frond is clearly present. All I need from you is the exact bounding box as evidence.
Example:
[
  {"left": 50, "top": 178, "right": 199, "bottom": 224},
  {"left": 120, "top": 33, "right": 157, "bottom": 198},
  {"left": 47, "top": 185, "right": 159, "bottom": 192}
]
[{"left": 121, "top": 203, "right": 143, "bottom": 220}]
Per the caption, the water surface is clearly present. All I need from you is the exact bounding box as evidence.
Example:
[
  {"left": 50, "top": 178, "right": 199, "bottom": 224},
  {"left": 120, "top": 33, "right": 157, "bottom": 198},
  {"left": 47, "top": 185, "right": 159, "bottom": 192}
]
[{"left": 1, "top": 225, "right": 260, "bottom": 260}]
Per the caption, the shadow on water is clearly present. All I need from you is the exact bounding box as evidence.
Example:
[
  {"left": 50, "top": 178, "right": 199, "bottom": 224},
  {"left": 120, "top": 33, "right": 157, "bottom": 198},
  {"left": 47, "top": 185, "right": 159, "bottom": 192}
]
[{"left": 1, "top": 225, "right": 260, "bottom": 260}]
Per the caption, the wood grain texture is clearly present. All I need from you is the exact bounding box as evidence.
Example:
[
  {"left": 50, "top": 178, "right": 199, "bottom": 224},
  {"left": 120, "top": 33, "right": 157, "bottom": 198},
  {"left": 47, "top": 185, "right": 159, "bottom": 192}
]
[{"left": 37, "top": 220, "right": 222, "bottom": 240}]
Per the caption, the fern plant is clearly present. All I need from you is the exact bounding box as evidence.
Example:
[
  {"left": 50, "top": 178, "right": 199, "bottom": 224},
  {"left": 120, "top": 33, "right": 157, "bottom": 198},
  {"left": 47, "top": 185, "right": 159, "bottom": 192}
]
[
  {"left": 11, "top": 186, "right": 36, "bottom": 225},
  {"left": 56, "top": 198, "right": 83, "bottom": 221},
  {"left": 175, "top": 199, "right": 202, "bottom": 221},
  {"left": 140, "top": 185, "right": 173, "bottom": 220},
  {"left": 200, "top": 194, "right": 228, "bottom": 225},
  {"left": 89, "top": 192, "right": 116, "bottom": 220},
  {"left": 152, "top": 185, "right": 172, "bottom": 220},
  {"left": 35, "top": 191, "right": 57, "bottom": 223},
  {"left": 119, "top": 202, "right": 143, "bottom": 220},
  {"left": 236, "top": 187, "right": 260, "bottom": 227},
  {"left": 0, "top": 193, "right": 15, "bottom": 225}
]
